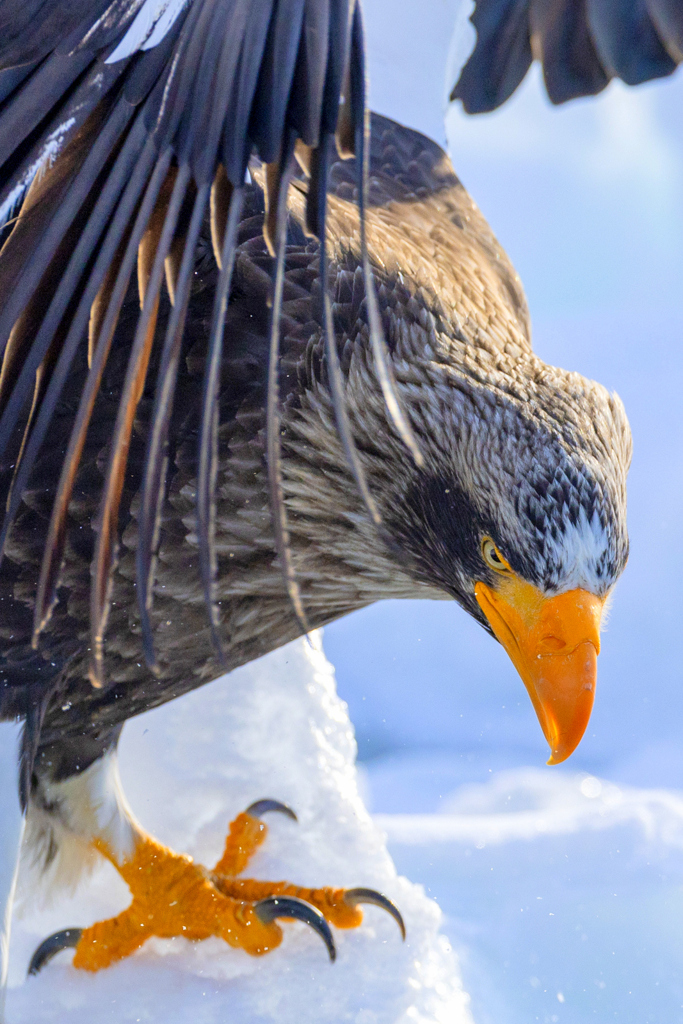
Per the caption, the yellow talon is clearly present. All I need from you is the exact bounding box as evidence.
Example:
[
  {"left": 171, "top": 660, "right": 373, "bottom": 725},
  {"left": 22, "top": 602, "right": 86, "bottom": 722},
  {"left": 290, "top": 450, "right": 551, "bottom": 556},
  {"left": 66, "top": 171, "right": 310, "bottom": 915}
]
[
  {"left": 213, "top": 812, "right": 267, "bottom": 876},
  {"left": 74, "top": 834, "right": 282, "bottom": 970},
  {"left": 66, "top": 807, "right": 379, "bottom": 972}
]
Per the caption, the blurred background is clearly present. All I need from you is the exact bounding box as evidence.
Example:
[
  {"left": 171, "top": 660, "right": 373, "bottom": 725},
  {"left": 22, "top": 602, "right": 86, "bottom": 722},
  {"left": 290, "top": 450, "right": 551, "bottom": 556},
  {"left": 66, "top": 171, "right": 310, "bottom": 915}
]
[{"left": 325, "top": 0, "right": 683, "bottom": 811}]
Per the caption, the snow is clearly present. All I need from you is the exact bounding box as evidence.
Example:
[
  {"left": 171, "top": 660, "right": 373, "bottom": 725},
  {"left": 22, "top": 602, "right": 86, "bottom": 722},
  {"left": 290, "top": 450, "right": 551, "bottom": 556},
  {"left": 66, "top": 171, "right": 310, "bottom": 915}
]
[
  {"left": 381, "top": 765, "right": 683, "bottom": 1023},
  {"left": 9, "top": 638, "right": 683, "bottom": 1022},
  {"left": 6, "top": 636, "right": 471, "bottom": 1024}
]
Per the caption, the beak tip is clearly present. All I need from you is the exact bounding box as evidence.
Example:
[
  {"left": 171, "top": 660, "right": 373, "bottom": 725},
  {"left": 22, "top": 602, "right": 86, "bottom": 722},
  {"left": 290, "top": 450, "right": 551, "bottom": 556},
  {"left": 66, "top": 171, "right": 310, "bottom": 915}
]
[
  {"left": 476, "top": 583, "right": 602, "bottom": 769},
  {"left": 546, "top": 747, "right": 572, "bottom": 766}
]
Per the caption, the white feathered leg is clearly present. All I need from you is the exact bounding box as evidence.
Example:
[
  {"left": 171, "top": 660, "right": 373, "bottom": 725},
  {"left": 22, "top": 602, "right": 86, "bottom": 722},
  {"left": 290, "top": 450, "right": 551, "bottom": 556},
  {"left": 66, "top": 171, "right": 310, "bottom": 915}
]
[
  {"left": 22, "top": 747, "right": 141, "bottom": 912},
  {"left": 30, "top": 750, "right": 140, "bottom": 864},
  {"left": 0, "top": 721, "right": 23, "bottom": 1022}
]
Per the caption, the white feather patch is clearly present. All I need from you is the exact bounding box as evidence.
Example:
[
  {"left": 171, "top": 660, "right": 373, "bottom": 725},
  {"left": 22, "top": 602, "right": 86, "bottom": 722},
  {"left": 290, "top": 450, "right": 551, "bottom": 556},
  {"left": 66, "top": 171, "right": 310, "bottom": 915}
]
[
  {"left": 105, "top": 0, "right": 189, "bottom": 64},
  {"left": 544, "top": 506, "right": 613, "bottom": 595},
  {"left": 19, "top": 752, "right": 142, "bottom": 911},
  {"left": 48, "top": 752, "right": 139, "bottom": 863},
  {"left": 0, "top": 119, "right": 75, "bottom": 233}
]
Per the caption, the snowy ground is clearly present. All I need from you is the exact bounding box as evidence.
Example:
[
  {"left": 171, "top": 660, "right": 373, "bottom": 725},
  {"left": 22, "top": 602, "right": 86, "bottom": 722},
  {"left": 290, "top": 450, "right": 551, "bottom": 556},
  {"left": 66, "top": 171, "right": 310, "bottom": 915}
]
[
  {"left": 378, "top": 760, "right": 683, "bottom": 1023},
  {"left": 6, "top": 637, "right": 470, "bottom": 1024},
  {"left": 8, "top": 638, "right": 683, "bottom": 1022}
]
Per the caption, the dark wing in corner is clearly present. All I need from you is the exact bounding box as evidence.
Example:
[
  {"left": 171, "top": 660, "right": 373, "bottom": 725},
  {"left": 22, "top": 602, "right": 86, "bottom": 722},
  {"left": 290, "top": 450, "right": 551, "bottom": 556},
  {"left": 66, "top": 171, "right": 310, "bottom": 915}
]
[
  {"left": 0, "top": 0, "right": 421, "bottom": 687},
  {"left": 451, "top": 0, "right": 683, "bottom": 112}
]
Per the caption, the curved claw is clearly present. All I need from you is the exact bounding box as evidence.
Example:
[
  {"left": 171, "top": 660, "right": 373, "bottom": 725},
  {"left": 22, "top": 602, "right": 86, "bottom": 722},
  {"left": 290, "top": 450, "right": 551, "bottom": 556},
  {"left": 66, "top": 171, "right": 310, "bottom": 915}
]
[
  {"left": 344, "top": 888, "right": 406, "bottom": 941},
  {"left": 245, "top": 798, "right": 297, "bottom": 822},
  {"left": 28, "top": 928, "right": 82, "bottom": 976},
  {"left": 255, "top": 895, "right": 336, "bottom": 962}
]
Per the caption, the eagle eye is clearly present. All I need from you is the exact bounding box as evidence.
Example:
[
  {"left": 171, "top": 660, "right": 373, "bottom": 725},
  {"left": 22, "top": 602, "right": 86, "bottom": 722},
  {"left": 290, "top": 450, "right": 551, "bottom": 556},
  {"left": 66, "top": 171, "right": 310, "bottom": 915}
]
[{"left": 481, "top": 537, "right": 512, "bottom": 574}]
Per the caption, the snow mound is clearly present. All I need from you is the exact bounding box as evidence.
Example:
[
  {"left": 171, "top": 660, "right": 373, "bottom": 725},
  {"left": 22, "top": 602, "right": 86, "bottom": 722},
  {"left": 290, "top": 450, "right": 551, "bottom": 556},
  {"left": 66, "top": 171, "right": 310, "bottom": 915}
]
[
  {"left": 379, "top": 765, "right": 683, "bottom": 1023},
  {"left": 7, "top": 634, "right": 470, "bottom": 1024}
]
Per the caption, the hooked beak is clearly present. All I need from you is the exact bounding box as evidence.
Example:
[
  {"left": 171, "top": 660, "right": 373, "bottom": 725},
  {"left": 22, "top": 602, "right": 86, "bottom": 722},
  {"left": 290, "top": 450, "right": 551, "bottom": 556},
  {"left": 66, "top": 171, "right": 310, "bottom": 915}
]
[{"left": 474, "top": 579, "right": 605, "bottom": 765}]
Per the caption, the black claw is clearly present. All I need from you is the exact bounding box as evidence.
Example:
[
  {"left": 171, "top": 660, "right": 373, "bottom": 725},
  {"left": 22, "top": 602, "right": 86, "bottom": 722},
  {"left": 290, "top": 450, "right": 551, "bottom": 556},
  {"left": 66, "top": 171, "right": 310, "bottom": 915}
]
[
  {"left": 344, "top": 888, "right": 406, "bottom": 941},
  {"left": 28, "top": 928, "right": 83, "bottom": 976},
  {"left": 245, "top": 798, "right": 297, "bottom": 822},
  {"left": 254, "top": 896, "right": 336, "bottom": 962}
]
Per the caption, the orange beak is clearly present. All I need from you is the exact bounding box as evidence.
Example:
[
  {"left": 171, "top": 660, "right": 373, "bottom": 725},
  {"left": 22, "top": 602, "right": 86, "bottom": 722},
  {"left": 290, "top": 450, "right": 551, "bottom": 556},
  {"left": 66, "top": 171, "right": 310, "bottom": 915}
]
[{"left": 474, "top": 578, "right": 605, "bottom": 765}]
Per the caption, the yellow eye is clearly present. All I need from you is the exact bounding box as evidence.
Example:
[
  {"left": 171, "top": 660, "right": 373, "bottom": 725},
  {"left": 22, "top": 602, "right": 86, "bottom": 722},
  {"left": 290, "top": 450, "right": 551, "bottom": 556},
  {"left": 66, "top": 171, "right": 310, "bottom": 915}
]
[{"left": 481, "top": 537, "right": 512, "bottom": 574}]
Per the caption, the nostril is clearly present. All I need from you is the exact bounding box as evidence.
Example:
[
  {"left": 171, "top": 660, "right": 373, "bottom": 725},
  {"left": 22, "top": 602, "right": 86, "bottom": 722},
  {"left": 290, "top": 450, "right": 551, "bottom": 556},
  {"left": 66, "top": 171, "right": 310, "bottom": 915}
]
[{"left": 539, "top": 635, "right": 565, "bottom": 653}]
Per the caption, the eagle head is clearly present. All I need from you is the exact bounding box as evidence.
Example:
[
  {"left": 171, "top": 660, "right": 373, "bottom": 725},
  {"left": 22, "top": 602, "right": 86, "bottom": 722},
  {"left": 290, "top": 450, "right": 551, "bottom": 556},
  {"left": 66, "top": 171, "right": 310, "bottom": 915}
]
[{"left": 369, "top": 351, "right": 632, "bottom": 765}]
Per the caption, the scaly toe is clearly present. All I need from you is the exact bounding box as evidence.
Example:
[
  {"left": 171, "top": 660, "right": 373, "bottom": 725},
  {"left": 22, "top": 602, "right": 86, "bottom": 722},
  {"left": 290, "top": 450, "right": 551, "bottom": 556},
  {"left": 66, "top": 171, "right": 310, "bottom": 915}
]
[
  {"left": 214, "top": 799, "right": 296, "bottom": 876},
  {"left": 211, "top": 878, "right": 404, "bottom": 937}
]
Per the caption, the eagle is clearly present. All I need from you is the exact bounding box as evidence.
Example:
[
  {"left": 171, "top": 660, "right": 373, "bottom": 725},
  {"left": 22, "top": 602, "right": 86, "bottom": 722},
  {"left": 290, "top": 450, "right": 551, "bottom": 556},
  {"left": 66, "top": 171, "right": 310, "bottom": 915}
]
[{"left": 1, "top": 0, "right": 666, "bottom": 991}]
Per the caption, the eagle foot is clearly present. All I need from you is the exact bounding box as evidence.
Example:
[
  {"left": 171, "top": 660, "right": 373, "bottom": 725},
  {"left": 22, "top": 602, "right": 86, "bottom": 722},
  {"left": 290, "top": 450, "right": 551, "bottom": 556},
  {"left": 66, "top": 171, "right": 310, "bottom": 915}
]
[
  {"left": 28, "top": 801, "right": 404, "bottom": 975},
  {"left": 212, "top": 799, "right": 297, "bottom": 876},
  {"left": 210, "top": 802, "right": 405, "bottom": 935}
]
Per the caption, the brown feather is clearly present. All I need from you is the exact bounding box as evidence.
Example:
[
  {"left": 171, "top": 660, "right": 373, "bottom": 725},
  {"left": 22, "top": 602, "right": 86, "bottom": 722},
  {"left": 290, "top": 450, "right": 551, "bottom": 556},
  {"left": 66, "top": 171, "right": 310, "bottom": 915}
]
[
  {"left": 88, "top": 248, "right": 124, "bottom": 369},
  {"left": 209, "top": 165, "right": 233, "bottom": 270},
  {"left": 33, "top": 154, "right": 176, "bottom": 650},
  {"left": 89, "top": 163, "right": 190, "bottom": 686}
]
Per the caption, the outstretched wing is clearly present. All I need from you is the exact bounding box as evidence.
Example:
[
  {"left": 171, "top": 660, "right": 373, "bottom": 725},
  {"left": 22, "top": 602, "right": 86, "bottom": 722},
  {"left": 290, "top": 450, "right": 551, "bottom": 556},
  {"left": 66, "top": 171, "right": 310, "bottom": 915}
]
[
  {"left": 0, "top": 0, "right": 422, "bottom": 687},
  {"left": 1, "top": 113, "right": 529, "bottom": 763},
  {"left": 452, "top": 0, "right": 683, "bottom": 112}
]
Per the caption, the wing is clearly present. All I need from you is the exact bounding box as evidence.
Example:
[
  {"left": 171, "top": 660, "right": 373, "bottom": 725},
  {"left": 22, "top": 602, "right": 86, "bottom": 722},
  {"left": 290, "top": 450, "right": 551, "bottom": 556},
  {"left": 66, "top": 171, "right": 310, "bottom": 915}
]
[
  {"left": 451, "top": 0, "right": 683, "bottom": 112},
  {"left": 0, "top": 0, "right": 426, "bottom": 689},
  {"left": 319, "top": 113, "right": 531, "bottom": 349},
  {"left": 2, "top": 113, "right": 528, "bottom": 754}
]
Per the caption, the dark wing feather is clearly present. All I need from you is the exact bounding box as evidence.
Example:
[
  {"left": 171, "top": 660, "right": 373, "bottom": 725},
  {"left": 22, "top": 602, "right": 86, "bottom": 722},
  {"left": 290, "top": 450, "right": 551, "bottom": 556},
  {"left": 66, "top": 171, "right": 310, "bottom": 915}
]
[
  {"left": 647, "top": 0, "right": 683, "bottom": 62},
  {"left": 32, "top": 135, "right": 162, "bottom": 643},
  {"left": 451, "top": 0, "right": 533, "bottom": 113},
  {"left": 136, "top": 181, "right": 210, "bottom": 669},
  {"left": 89, "top": 154, "right": 185, "bottom": 688},
  {"left": 528, "top": 0, "right": 609, "bottom": 104},
  {"left": 0, "top": 0, "right": 112, "bottom": 67},
  {"left": 586, "top": 0, "right": 677, "bottom": 85},
  {"left": 0, "top": 112, "right": 527, "bottom": 748},
  {"left": 195, "top": 184, "right": 244, "bottom": 659},
  {"left": 0, "top": 0, "right": 422, "bottom": 683},
  {"left": 452, "top": 0, "right": 681, "bottom": 112},
  {"left": 265, "top": 133, "right": 311, "bottom": 637}
]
